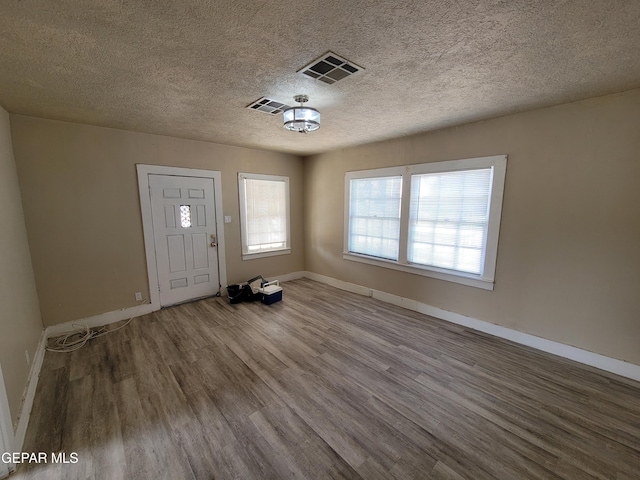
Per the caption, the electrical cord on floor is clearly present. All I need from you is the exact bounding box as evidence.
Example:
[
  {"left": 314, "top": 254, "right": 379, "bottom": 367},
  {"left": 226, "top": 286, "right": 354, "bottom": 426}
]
[{"left": 46, "top": 298, "right": 148, "bottom": 353}]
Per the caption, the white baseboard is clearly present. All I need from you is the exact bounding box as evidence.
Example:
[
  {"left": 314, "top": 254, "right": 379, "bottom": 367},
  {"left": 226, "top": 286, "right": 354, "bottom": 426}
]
[
  {"left": 0, "top": 362, "right": 17, "bottom": 476},
  {"left": 301, "top": 272, "right": 640, "bottom": 383},
  {"left": 12, "top": 329, "right": 47, "bottom": 454},
  {"left": 303, "top": 271, "right": 371, "bottom": 296},
  {"left": 45, "top": 302, "right": 156, "bottom": 338},
  {"left": 276, "top": 271, "right": 306, "bottom": 283}
]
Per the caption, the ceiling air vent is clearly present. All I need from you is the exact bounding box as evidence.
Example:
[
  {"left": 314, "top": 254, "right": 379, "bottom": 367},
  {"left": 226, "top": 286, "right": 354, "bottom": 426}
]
[
  {"left": 298, "top": 52, "right": 363, "bottom": 85},
  {"left": 246, "top": 97, "right": 290, "bottom": 115}
]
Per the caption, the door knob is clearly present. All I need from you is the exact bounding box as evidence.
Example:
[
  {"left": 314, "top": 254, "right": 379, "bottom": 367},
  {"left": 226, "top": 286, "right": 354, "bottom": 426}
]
[{"left": 210, "top": 242, "right": 217, "bottom": 247}]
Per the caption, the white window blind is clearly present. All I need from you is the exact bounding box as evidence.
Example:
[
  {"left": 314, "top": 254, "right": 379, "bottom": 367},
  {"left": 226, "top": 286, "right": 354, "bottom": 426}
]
[
  {"left": 240, "top": 174, "right": 289, "bottom": 255},
  {"left": 408, "top": 168, "right": 492, "bottom": 274},
  {"left": 348, "top": 176, "right": 402, "bottom": 260}
]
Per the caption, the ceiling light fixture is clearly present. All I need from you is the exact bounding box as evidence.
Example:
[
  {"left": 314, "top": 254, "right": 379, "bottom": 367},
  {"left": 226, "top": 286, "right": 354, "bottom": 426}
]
[{"left": 283, "top": 95, "right": 320, "bottom": 133}]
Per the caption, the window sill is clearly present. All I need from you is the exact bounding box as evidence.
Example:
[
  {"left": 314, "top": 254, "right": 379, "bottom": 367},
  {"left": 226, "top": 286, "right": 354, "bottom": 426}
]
[
  {"left": 243, "top": 249, "right": 291, "bottom": 261},
  {"left": 343, "top": 252, "right": 494, "bottom": 290}
]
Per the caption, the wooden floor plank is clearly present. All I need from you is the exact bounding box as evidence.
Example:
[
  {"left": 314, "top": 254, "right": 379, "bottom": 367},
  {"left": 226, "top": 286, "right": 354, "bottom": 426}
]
[
  {"left": 13, "top": 278, "right": 640, "bottom": 479},
  {"left": 90, "top": 354, "right": 126, "bottom": 480}
]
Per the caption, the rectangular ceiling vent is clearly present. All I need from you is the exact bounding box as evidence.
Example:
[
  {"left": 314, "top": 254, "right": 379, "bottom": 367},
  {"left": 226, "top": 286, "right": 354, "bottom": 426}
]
[
  {"left": 246, "top": 97, "right": 290, "bottom": 115},
  {"left": 298, "top": 52, "right": 363, "bottom": 85}
]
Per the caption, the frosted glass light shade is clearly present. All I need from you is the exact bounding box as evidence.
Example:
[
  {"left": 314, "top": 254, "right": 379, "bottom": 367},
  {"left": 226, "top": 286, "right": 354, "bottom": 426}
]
[{"left": 283, "top": 106, "right": 320, "bottom": 132}]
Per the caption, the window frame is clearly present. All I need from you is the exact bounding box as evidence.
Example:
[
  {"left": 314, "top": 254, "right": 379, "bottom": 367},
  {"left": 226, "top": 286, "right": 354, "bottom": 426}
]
[
  {"left": 238, "top": 172, "right": 291, "bottom": 260},
  {"left": 343, "top": 155, "right": 507, "bottom": 290}
]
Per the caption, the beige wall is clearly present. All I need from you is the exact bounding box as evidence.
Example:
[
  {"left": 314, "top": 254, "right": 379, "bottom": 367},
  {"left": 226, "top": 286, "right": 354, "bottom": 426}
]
[
  {"left": 11, "top": 117, "right": 304, "bottom": 327},
  {"left": 304, "top": 89, "right": 640, "bottom": 365},
  {"left": 8, "top": 89, "right": 640, "bottom": 366},
  {"left": 0, "top": 107, "right": 43, "bottom": 424}
]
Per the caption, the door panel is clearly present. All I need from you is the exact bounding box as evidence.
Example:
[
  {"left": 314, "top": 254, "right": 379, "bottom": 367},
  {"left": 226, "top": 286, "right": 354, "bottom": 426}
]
[
  {"left": 150, "top": 174, "right": 220, "bottom": 306},
  {"left": 196, "top": 205, "right": 206, "bottom": 226},
  {"left": 164, "top": 205, "right": 176, "bottom": 227},
  {"left": 192, "top": 233, "right": 209, "bottom": 269}
]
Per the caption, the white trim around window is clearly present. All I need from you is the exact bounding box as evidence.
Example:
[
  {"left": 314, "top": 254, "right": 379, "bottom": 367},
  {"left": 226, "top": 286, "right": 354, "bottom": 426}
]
[
  {"left": 238, "top": 172, "right": 291, "bottom": 260},
  {"left": 344, "top": 155, "right": 507, "bottom": 290}
]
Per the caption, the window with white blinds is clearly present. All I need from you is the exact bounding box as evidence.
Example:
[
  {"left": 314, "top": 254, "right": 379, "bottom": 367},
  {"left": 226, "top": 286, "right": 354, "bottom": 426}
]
[
  {"left": 344, "top": 155, "right": 507, "bottom": 290},
  {"left": 239, "top": 173, "right": 290, "bottom": 259},
  {"left": 348, "top": 176, "right": 402, "bottom": 260},
  {"left": 408, "top": 168, "right": 492, "bottom": 274}
]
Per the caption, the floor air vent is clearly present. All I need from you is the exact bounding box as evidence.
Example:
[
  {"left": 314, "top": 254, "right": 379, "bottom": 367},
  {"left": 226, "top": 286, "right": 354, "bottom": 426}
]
[
  {"left": 298, "top": 52, "right": 363, "bottom": 85},
  {"left": 246, "top": 97, "right": 290, "bottom": 115}
]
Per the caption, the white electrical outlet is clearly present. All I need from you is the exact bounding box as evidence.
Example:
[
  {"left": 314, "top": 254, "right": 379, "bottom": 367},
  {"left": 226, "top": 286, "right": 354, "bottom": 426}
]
[
  {"left": 25, "top": 350, "right": 30, "bottom": 366},
  {"left": 224, "top": 215, "right": 232, "bottom": 223},
  {"left": 135, "top": 292, "right": 143, "bottom": 301}
]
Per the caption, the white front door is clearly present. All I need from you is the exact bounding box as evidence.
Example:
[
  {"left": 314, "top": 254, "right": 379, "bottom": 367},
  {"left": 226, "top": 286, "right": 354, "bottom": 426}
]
[{"left": 149, "top": 174, "right": 221, "bottom": 306}]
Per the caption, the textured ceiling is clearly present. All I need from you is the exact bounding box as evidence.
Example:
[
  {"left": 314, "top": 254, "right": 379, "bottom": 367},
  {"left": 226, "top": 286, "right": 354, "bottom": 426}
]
[{"left": 1, "top": 1, "right": 640, "bottom": 156}]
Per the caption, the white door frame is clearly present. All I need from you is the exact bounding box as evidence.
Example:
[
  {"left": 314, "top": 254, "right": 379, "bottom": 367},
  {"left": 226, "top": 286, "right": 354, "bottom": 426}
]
[
  {"left": 137, "top": 164, "right": 228, "bottom": 311},
  {"left": 0, "top": 364, "right": 16, "bottom": 477}
]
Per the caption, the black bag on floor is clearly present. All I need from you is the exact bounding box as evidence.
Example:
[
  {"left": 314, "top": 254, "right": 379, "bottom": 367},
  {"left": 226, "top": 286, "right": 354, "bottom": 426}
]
[
  {"left": 227, "top": 284, "right": 245, "bottom": 304},
  {"left": 227, "top": 276, "right": 265, "bottom": 304},
  {"left": 243, "top": 275, "right": 265, "bottom": 302}
]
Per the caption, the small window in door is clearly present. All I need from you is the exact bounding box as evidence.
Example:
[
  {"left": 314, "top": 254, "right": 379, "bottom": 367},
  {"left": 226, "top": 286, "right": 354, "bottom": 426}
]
[{"left": 180, "top": 205, "right": 192, "bottom": 228}]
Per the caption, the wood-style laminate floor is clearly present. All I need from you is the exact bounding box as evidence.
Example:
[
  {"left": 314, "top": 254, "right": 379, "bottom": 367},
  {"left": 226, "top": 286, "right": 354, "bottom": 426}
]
[{"left": 11, "top": 279, "right": 640, "bottom": 479}]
